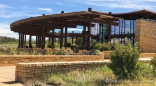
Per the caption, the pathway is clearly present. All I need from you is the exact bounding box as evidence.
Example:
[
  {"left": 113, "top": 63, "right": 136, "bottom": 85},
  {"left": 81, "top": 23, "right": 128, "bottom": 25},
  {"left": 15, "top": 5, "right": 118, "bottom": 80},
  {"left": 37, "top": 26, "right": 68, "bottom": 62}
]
[{"left": 0, "top": 66, "right": 23, "bottom": 86}]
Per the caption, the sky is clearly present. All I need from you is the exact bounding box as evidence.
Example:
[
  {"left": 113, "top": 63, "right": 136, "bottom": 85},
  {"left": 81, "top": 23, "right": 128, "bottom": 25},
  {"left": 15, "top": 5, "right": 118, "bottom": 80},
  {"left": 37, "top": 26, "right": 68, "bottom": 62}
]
[{"left": 1, "top": 0, "right": 156, "bottom": 39}]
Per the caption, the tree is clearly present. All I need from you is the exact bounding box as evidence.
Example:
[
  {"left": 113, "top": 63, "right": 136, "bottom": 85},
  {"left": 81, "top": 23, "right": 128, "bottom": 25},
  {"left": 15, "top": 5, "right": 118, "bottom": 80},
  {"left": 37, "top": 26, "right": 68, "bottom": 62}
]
[{"left": 110, "top": 39, "right": 140, "bottom": 80}]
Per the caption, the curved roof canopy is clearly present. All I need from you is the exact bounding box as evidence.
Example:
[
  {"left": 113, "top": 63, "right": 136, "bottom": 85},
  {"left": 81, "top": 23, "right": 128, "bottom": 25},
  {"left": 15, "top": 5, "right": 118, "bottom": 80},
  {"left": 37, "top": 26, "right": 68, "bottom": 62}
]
[
  {"left": 10, "top": 9, "right": 119, "bottom": 37},
  {"left": 92, "top": 9, "right": 156, "bottom": 20}
]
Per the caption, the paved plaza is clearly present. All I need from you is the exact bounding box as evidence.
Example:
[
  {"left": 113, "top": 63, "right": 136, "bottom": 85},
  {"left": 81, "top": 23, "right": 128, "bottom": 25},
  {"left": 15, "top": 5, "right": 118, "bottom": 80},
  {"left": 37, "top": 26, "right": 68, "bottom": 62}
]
[{"left": 0, "top": 66, "right": 23, "bottom": 86}]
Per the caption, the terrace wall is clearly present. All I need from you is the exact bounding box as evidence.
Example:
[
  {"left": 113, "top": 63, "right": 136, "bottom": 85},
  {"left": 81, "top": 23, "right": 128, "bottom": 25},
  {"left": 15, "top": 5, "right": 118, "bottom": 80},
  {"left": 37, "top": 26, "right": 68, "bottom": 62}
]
[
  {"left": 135, "top": 19, "right": 156, "bottom": 53},
  {"left": 0, "top": 54, "right": 104, "bottom": 65},
  {"left": 15, "top": 61, "right": 109, "bottom": 83}
]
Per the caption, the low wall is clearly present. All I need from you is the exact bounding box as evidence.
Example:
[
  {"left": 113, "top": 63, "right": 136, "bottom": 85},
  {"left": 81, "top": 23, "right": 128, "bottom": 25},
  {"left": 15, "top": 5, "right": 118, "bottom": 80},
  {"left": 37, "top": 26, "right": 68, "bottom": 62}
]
[
  {"left": 15, "top": 61, "right": 109, "bottom": 83},
  {"left": 0, "top": 54, "right": 104, "bottom": 65},
  {"left": 103, "top": 51, "right": 112, "bottom": 59},
  {"left": 140, "top": 53, "right": 156, "bottom": 58},
  {"left": 103, "top": 51, "right": 156, "bottom": 59}
]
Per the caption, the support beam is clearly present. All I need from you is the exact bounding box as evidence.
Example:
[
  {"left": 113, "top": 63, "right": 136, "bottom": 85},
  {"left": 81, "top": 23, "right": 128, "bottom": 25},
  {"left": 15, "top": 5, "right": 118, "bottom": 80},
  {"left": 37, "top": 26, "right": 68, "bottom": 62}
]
[
  {"left": 36, "top": 36, "right": 38, "bottom": 48},
  {"left": 58, "top": 31, "right": 60, "bottom": 45},
  {"left": 24, "top": 34, "right": 26, "bottom": 48},
  {"left": 52, "top": 29, "right": 55, "bottom": 49},
  {"left": 108, "top": 22, "right": 111, "bottom": 42},
  {"left": 18, "top": 33, "right": 21, "bottom": 48},
  {"left": 77, "top": 17, "right": 118, "bottom": 26},
  {"left": 72, "top": 31, "right": 74, "bottom": 44},
  {"left": 60, "top": 20, "right": 63, "bottom": 49},
  {"left": 29, "top": 35, "right": 32, "bottom": 48},
  {"left": 83, "top": 25, "right": 86, "bottom": 49},
  {"left": 21, "top": 33, "right": 24, "bottom": 48},
  {"left": 87, "top": 21, "right": 91, "bottom": 51},
  {"left": 39, "top": 36, "right": 41, "bottom": 48},
  {"left": 76, "top": 37, "right": 78, "bottom": 45},
  {"left": 65, "top": 26, "right": 67, "bottom": 49},
  {"left": 41, "top": 26, "right": 45, "bottom": 49}
]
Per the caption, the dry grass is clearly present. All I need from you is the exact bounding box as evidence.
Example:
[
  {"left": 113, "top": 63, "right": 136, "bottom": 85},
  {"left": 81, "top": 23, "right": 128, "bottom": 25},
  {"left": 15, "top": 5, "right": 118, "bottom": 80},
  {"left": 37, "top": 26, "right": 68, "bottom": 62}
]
[{"left": 42, "top": 64, "right": 156, "bottom": 86}]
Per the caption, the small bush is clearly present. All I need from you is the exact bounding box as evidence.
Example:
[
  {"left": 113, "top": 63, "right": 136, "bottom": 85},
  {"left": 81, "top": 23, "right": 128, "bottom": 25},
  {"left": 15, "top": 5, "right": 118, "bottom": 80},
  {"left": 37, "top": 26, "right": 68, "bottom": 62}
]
[
  {"left": 51, "top": 47, "right": 73, "bottom": 55},
  {"left": 47, "top": 76, "right": 66, "bottom": 85},
  {"left": 46, "top": 42, "right": 52, "bottom": 48},
  {"left": 90, "top": 39, "right": 97, "bottom": 49},
  {"left": 94, "top": 42, "right": 111, "bottom": 51},
  {"left": 139, "top": 62, "right": 153, "bottom": 79},
  {"left": 150, "top": 56, "right": 156, "bottom": 77},
  {"left": 110, "top": 39, "right": 140, "bottom": 80}
]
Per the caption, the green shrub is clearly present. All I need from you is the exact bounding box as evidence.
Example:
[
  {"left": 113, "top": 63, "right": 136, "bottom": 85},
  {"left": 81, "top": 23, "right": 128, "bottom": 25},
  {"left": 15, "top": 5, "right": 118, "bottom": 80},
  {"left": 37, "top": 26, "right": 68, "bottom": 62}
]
[
  {"left": 47, "top": 76, "right": 66, "bottom": 85},
  {"left": 150, "top": 56, "right": 156, "bottom": 77},
  {"left": 139, "top": 62, "right": 153, "bottom": 79},
  {"left": 46, "top": 42, "right": 52, "bottom": 48},
  {"left": 110, "top": 39, "right": 140, "bottom": 80},
  {"left": 90, "top": 39, "right": 97, "bottom": 49},
  {"left": 51, "top": 48, "right": 73, "bottom": 55},
  {"left": 94, "top": 42, "right": 111, "bottom": 51}
]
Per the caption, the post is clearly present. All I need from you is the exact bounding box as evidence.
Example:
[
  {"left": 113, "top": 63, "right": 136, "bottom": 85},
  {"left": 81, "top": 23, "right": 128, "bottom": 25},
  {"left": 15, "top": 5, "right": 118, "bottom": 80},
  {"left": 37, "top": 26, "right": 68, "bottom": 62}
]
[
  {"left": 29, "top": 35, "right": 32, "bottom": 48},
  {"left": 108, "top": 22, "right": 111, "bottom": 42},
  {"left": 83, "top": 25, "right": 86, "bottom": 49},
  {"left": 18, "top": 33, "right": 21, "bottom": 48},
  {"left": 52, "top": 29, "right": 55, "bottom": 49},
  {"left": 60, "top": 20, "right": 63, "bottom": 49},
  {"left": 72, "top": 31, "right": 74, "bottom": 44},
  {"left": 65, "top": 26, "right": 67, "bottom": 49},
  {"left": 88, "top": 21, "right": 91, "bottom": 51},
  {"left": 41, "top": 26, "right": 45, "bottom": 49}
]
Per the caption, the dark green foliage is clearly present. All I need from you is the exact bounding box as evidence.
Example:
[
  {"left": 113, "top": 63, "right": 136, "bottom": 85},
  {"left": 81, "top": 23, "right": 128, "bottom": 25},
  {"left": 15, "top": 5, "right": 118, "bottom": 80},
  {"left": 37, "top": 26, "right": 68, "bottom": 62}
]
[
  {"left": 90, "top": 39, "right": 97, "bottom": 49},
  {"left": 51, "top": 49, "right": 67, "bottom": 55},
  {"left": 46, "top": 42, "right": 52, "bottom": 48},
  {"left": 51, "top": 48, "right": 73, "bottom": 55},
  {"left": 139, "top": 62, "right": 153, "bottom": 79},
  {"left": 110, "top": 39, "right": 140, "bottom": 80},
  {"left": 0, "top": 47, "right": 16, "bottom": 55},
  {"left": 0, "top": 36, "right": 18, "bottom": 44},
  {"left": 94, "top": 42, "right": 111, "bottom": 51},
  {"left": 150, "top": 56, "right": 156, "bottom": 77}
]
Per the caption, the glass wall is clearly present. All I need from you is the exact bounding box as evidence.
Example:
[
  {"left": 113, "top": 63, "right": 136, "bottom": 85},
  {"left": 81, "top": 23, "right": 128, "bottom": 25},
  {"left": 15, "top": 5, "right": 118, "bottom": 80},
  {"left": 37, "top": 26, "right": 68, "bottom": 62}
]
[
  {"left": 98, "top": 24, "right": 108, "bottom": 43},
  {"left": 95, "top": 20, "right": 136, "bottom": 45},
  {"left": 111, "top": 20, "right": 136, "bottom": 44}
]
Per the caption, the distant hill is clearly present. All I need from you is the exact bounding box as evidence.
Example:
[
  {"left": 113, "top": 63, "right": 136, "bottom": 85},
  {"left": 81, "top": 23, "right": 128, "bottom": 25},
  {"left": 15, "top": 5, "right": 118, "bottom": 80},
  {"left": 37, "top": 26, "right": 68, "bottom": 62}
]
[{"left": 0, "top": 36, "right": 18, "bottom": 43}]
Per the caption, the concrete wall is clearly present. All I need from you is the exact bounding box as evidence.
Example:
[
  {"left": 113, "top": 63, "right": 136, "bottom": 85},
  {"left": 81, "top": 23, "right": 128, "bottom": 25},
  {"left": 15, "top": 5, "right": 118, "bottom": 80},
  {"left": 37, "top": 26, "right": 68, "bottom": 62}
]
[
  {"left": 15, "top": 61, "right": 109, "bottom": 83},
  {"left": 135, "top": 19, "right": 156, "bottom": 53},
  {"left": 0, "top": 55, "right": 103, "bottom": 65}
]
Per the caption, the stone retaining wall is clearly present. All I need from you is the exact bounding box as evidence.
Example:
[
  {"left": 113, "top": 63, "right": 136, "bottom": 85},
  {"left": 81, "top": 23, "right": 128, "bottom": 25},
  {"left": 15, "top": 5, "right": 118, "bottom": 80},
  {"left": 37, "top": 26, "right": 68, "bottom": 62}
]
[
  {"left": 140, "top": 53, "right": 156, "bottom": 58},
  {"left": 103, "top": 51, "right": 155, "bottom": 59},
  {"left": 0, "top": 54, "right": 104, "bottom": 65},
  {"left": 15, "top": 61, "right": 109, "bottom": 83},
  {"left": 104, "top": 51, "right": 112, "bottom": 59}
]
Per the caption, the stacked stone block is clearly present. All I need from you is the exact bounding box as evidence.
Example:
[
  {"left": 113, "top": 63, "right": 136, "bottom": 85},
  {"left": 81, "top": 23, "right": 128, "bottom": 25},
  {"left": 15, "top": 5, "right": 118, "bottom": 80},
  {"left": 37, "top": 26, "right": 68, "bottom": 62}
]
[
  {"left": 15, "top": 61, "right": 109, "bottom": 83},
  {"left": 0, "top": 54, "right": 104, "bottom": 65},
  {"left": 135, "top": 19, "right": 156, "bottom": 53}
]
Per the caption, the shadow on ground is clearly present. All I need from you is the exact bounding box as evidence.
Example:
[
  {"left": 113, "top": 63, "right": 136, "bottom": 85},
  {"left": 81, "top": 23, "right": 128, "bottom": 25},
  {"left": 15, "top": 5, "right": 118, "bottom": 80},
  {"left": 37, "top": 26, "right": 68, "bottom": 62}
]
[{"left": 1, "top": 81, "right": 21, "bottom": 84}]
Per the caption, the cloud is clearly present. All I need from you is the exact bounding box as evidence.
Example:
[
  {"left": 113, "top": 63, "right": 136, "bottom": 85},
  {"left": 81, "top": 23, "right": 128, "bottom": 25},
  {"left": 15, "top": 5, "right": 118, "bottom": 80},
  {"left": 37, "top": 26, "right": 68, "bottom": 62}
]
[
  {"left": 52, "top": 1, "right": 76, "bottom": 7},
  {"left": 0, "top": 4, "right": 11, "bottom": 9},
  {"left": 83, "top": 0, "right": 156, "bottom": 10},
  {"left": 56, "top": 2, "right": 64, "bottom": 5},
  {"left": 0, "top": 4, "right": 40, "bottom": 18},
  {"left": 38, "top": 8, "right": 52, "bottom": 12},
  {"left": 0, "top": 23, "right": 18, "bottom": 38},
  {"left": 0, "top": 10, "right": 41, "bottom": 18}
]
